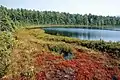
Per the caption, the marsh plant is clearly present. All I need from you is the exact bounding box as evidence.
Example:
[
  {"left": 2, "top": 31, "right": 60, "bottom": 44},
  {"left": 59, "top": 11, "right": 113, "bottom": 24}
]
[{"left": 0, "top": 32, "right": 14, "bottom": 78}]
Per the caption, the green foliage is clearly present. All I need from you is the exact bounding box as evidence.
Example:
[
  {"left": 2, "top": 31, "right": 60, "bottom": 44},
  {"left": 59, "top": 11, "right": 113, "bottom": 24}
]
[
  {"left": 0, "top": 32, "right": 13, "bottom": 78},
  {"left": 39, "top": 41, "right": 73, "bottom": 59},
  {"left": 0, "top": 5, "right": 120, "bottom": 30},
  {"left": 34, "top": 31, "right": 120, "bottom": 58},
  {"left": 77, "top": 40, "right": 120, "bottom": 57},
  {"left": 0, "top": 6, "right": 16, "bottom": 31},
  {"left": 47, "top": 43, "right": 72, "bottom": 54}
]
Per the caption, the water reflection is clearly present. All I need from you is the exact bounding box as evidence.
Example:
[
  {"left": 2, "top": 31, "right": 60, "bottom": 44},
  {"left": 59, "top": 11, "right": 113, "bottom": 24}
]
[{"left": 43, "top": 28, "right": 120, "bottom": 42}]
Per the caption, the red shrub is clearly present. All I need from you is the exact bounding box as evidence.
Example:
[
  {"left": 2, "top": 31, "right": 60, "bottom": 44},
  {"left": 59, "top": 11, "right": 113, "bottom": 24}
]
[{"left": 35, "top": 51, "right": 120, "bottom": 80}]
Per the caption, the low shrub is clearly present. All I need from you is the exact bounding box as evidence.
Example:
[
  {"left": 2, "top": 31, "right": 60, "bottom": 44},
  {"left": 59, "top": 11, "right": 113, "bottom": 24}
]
[
  {"left": 36, "top": 30, "right": 120, "bottom": 58},
  {"left": 39, "top": 42, "right": 74, "bottom": 60},
  {"left": 0, "top": 32, "right": 14, "bottom": 78}
]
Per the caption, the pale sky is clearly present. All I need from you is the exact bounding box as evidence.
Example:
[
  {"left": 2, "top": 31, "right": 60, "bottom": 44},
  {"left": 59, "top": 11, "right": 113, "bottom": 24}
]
[{"left": 0, "top": 0, "right": 120, "bottom": 16}]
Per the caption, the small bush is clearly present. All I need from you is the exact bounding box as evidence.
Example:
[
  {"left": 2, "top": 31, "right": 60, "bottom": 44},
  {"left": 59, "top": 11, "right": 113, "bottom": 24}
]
[
  {"left": 0, "top": 32, "right": 13, "bottom": 78},
  {"left": 31, "top": 29, "right": 120, "bottom": 58}
]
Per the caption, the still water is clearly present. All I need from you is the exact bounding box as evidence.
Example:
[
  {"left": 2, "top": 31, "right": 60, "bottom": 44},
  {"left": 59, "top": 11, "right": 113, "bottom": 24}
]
[{"left": 43, "top": 27, "right": 120, "bottom": 42}]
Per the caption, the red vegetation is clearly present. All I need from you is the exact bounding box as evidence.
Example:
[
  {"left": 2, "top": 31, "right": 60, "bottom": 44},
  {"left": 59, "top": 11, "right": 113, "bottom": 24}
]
[{"left": 35, "top": 50, "right": 120, "bottom": 80}]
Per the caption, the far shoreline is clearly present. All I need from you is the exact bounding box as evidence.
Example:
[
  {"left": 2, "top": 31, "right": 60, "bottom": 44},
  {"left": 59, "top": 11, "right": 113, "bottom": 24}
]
[{"left": 26, "top": 25, "right": 120, "bottom": 31}]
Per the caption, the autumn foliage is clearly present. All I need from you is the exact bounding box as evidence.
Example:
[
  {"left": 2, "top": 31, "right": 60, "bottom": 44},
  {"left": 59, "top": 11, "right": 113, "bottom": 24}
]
[
  {"left": 2, "top": 29, "right": 120, "bottom": 80},
  {"left": 35, "top": 49, "right": 120, "bottom": 80}
]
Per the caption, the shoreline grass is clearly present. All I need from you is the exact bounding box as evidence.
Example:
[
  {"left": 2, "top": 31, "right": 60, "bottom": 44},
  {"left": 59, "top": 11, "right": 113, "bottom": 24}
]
[{"left": 25, "top": 25, "right": 120, "bottom": 32}]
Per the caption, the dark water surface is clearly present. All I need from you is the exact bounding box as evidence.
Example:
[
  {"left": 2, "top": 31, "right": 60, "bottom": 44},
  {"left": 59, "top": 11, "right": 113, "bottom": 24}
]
[{"left": 43, "top": 27, "right": 120, "bottom": 42}]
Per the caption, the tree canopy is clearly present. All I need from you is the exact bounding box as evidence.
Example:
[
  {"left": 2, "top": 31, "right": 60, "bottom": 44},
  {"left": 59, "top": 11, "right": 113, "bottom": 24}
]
[{"left": 0, "top": 5, "right": 120, "bottom": 31}]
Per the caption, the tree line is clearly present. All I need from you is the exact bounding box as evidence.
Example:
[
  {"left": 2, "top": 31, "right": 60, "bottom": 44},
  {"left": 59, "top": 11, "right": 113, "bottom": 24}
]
[{"left": 0, "top": 5, "right": 120, "bottom": 31}]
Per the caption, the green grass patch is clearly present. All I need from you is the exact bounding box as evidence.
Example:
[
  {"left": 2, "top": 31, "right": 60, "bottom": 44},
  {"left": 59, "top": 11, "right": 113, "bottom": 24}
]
[{"left": 29, "top": 29, "right": 120, "bottom": 58}]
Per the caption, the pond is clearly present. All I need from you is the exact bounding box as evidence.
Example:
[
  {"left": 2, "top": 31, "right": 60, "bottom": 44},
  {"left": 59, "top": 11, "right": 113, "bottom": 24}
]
[{"left": 43, "top": 27, "right": 120, "bottom": 42}]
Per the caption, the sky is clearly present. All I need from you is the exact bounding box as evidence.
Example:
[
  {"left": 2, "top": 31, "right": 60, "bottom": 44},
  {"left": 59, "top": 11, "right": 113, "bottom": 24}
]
[{"left": 0, "top": 0, "right": 120, "bottom": 16}]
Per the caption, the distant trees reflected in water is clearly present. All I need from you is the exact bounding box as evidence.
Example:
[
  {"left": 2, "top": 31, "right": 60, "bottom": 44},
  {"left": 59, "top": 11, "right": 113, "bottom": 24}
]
[{"left": 44, "top": 28, "right": 120, "bottom": 42}]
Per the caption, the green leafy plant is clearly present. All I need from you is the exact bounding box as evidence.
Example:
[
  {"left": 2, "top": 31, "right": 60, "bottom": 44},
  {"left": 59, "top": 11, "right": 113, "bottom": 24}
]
[{"left": 0, "top": 32, "right": 14, "bottom": 78}]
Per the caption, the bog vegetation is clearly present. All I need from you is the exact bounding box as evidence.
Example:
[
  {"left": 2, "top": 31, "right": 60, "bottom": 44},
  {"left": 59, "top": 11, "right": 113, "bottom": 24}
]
[
  {"left": 0, "top": 5, "right": 120, "bottom": 80},
  {"left": 0, "top": 32, "right": 13, "bottom": 78},
  {"left": 39, "top": 34, "right": 120, "bottom": 58}
]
